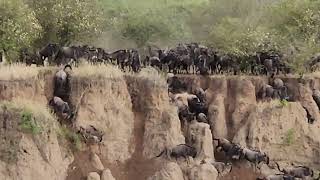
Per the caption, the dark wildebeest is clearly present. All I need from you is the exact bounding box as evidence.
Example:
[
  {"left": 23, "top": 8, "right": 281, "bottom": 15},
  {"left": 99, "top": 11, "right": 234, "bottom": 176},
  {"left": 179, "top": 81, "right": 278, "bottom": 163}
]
[
  {"left": 196, "top": 113, "right": 208, "bottom": 123},
  {"left": 188, "top": 95, "right": 208, "bottom": 116},
  {"left": 213, "top": 138, "right": 242, "bottom": 160},
  {"left": 241, "top": 148, "right": 270, "bottom": 169},
  {"left": 19, "top": 49, "right": 43, "bottom": 66},
  {"left": 109, "top": 49, "right": 130, "bottom": 70},
  {"left": 129, "top": 49, "right": 141, "bottom": 72},
  {"left": 54, "top": 65, "right": 72, "bottom": 99},
  {"left": 78, "top": 125, "right": 104, "bottom": 144},
  {"left": 49, "top": 96, "right": 74, "bottom": 120},
  {"left": 167, "top": 76, "right": 188, "bottom": 93},
  {"left": 256, "top": 174, "right": 296, "bottom": 180},
  {"left": 276, "top": 162, "right": 314, "bottom": 179},
  {"left": 302, "top": 106, "right": 315, "bottom": 124},
  {"left": 312, "top": 88, "right": 320, "bottom": 111},
  {"left": 258, "top": 84, "right": 276, "bottom": 100},
  {"left": 55, "top": 46, "right": 83, "bottom": 66},
  {"left": 196, "top": 54, "right": 209, "bottom": 75},
  {"left": 156, "top": 144, "right": 197, "bottom": 162},
  {"left": 39, "top": 43, "right": 60, "bottom": 64},
  {"left": 148, "top": 56, "right": 162, "bottom": 69}
]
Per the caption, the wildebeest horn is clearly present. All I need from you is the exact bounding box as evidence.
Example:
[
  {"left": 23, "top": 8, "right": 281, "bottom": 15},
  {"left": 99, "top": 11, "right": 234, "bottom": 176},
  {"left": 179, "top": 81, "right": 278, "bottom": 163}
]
[
  {"left": 155, "top": 149, "right": 167, "bottom": 158},
  {"left": 64, "top": 64, "right": 72, "bottom": 70},
  {"left": 275, "top": 162, "right": 284, "bottom": 173},
  {"left": 229, "top": 164, "right": 233, "bottom": 173}
]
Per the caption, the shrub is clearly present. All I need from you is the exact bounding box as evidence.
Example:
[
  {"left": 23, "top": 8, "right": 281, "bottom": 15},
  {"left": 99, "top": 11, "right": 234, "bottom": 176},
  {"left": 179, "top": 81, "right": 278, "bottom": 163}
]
[
  {"left": 279, "top": 99, "right": 289, "bottom": 107},
  {"left": 283, "top": 128, "right": 295, "bottom": 146},
  {"left": 58, "top": 126, "right": 82, "bottom": 151},
  {"left": 19, "top": 110, "right": 41, "bottom": 134}
]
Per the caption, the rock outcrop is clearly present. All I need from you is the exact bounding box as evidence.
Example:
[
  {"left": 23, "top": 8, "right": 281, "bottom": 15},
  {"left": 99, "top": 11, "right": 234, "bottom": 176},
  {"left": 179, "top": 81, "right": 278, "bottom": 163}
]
[
  {"left": 72, "top": 76, "right": 135, "bottom": 163},
  {"left": 147, "top": 162, "right": 184, "bottom": 180},
  {"left": 188, "top": 163, "right": 218, "bottom": 180},
  {"left": 0, "top": 101, "right": 73, "bottom": 180},
  {"left": 2, "top": 66, "right": 320, "bottom": 180},
  {"left": 187, "top": 121, "right": 214, "bottom": 160},
  {"left": 101, "top": 169, "right": 116, "bottom": 180},
  {"left": 233, "top": 102, "right": 320, "bottom": 168},
  {"left": 88, "top": 172, "right": 101, "bottom": 180},
  {"left": 125, "top": 72, "right": 185, "bottom": 159},
  {"left": 90, "top": 153, "right": 104, "bottom": 171}
]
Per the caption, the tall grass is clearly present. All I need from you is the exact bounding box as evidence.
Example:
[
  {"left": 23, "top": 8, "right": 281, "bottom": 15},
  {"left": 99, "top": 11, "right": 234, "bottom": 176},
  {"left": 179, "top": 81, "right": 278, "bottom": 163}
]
[
  {"left": 0, "top": 98, "right": 57, "bottom": 133},
  {"left": 0, "top": 64, "right": 40, "bottom": 80},
  {"left": 73, "top": 64, "right": 124, "bottom": 78}
]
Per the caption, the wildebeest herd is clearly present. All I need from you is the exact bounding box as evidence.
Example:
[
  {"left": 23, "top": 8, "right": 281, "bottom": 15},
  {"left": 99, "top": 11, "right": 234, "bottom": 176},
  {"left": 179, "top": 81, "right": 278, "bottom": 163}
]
[
  {"left": 18, "top": 42, "right": 297, "bottom": 76},
  {"left": 161, "top": 75, "right": 320, "bottom": 180}
]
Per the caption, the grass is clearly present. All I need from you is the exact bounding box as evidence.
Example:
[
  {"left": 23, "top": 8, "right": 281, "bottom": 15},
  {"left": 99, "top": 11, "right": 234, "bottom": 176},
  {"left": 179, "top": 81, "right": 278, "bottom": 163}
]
[
  {"left": 1, "top": 99, "right": 57, "bottom": 134},
  {"left": 0, "top": 99, "right": 58, "bottom": 164},
  {"left": 0, "top": 63, "right": 41, "bottom": 80},
  {"left": 279, "top": 99, "right": 289, "bottom": 107},
  {"left": 73, "top": 64, "right": 124, "bottom": 78},
  {"left": 19, "top": 110, "right": 41, "bottom": 134},
  {"left": 58, "top": 126, "right": 83, "bottom": 151},
  {"left": 283, "top": 128, "right": 295, "bottom": 146},
  {"left": 137, "top": 67, "right": 168, "bottom": 87}
]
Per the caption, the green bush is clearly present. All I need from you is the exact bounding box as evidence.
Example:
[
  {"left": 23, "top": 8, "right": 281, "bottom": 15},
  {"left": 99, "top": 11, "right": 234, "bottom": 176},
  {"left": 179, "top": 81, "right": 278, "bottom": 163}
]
[
  {"left": 20, "top": 110, "right": 41, "bottom": 134},
  {"left": 0, "top": 0, "right": 42, "bottom": 61},
  {"left": 58, "top": 126, "right": 82, "bottom": 151},
  {"left": 279, "top": 99, "right": 289, "bottom": 107},
  {"left": 283, "top": 128, "right": 295, "bottom": 146}
]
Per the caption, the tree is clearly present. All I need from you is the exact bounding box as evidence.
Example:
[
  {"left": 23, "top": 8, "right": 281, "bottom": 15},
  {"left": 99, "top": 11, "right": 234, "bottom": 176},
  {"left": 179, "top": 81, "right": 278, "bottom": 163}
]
[
  {"left": 26, "top": 0, "right": 106, "bottom": 46},
  {"left": 0, "top": 0, "right": 42, "bottom": 61}
]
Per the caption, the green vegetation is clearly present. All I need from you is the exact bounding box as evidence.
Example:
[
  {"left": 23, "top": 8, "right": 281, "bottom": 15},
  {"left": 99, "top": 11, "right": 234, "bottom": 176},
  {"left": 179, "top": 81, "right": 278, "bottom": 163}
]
[
  {"left": 20, "top": 110, "right": 41, "bottom": 134},
  {"left": 0, "top": 0, "right": 42, "bottom": 60},
  {"left": 279, "top": 99, "right": 289, "bottom": 107},
  {"left": 2, "top": 0, "right": 320, "bottom": 72},
  {"left": 283, "top": 128, "right": 295, "bottom": 146},
  {"left": 58, "top": 126, "right": 83, "bottom": 151}
]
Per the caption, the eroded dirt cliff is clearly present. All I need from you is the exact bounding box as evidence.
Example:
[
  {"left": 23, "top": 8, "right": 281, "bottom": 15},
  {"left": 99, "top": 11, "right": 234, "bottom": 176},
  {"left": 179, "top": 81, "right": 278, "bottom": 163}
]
[{"left": 1, "top": 66, "right": 320, "bottom": 180}]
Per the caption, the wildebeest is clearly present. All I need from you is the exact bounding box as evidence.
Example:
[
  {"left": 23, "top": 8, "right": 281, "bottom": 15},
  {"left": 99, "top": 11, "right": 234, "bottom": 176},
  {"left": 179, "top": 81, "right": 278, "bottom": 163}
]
[
  {"left": 156, "top": 144, "right": 197, "bottom": 161},
  {"left": 196, "top": 113, "right": 208, "bottom": 123},
  {"left": 188, "top": 94, "right": 208, "bottom": 116},
  {"left": 241, "top": 148, "right": 270, "bottom": 169},
  {"left": 174, "top": 94, "right": 195, "bottom": 127},
  {"left": 49, "top": 96, "right": 74, "bottom": 119},
  {"left": 55, "top": 46, "right": 84, "bottom": 66},
  {"left": 54, "top": 65, "right": 72, "bottom": 99},
  {"left": 78, "top": 125, "right": 104, "bottom": 144},
  {"left": 167, "top": 76, "right": 188, "bottom": 93},
  {"left": 213, "top": 138, "right": 242, "bottom": 160},
  {"left": 129, "top": 49, "right": 141, "bottom": 72},
  {"left": 194, "top": 87, "right": 206, "bottom": 103},
  {"left": 39, "top": 43, "right": 60, "bottom": 64},
  {"left": 19, "top": 48, "right": 43, "bottom": 66},
  {"left": 312, "top": 89, "right": 320, "bottom": 111},
  {"left": 302, "top": 106, "right": 315, "bottom": 124},
  {"left": 258, "top": 84, "right": 276, "bottom": 100},
  {"left": 109, "top": 49, "right": 130, "bottom": 70},
  {"left": 256, "top": 174, "right": 296, "bottom": 180},
  {"left": 276, "top": 162, "right": 314, "bottom": 179}
]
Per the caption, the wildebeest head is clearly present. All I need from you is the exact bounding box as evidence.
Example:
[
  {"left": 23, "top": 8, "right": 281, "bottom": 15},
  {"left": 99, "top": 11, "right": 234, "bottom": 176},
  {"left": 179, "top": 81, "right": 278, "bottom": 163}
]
[
  {"left": 263, "top": 152, "right": 270, "bottom": 165},
  {"left": 40, "top": 43, "right": 60, "bottom": 57},
  {"left": 189, "top": 146, "right": 197, "bottom": 158}
]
